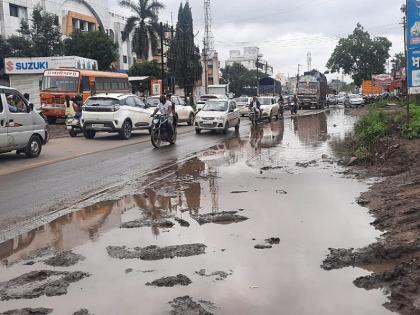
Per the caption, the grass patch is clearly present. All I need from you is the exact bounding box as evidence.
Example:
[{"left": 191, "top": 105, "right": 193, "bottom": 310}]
[{"left": 353, "top": 102, "right": 420, "bottom": 161}]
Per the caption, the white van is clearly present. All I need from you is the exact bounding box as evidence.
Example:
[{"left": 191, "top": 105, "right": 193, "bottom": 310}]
[{"left": 0, "top": 86, "right": 48, "bottom": 158}]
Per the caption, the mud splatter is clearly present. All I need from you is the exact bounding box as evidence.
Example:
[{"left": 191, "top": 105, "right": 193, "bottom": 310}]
[
  {"left": 174, "top": 217, "right": 190, "bottom": 227},
  {"left": 120, "top": 218, "right": 174, "bottom": 229},
  {"left": 146, "top": 274, "right": 192, "bottom": 287},
  {"left": 195, "top": 269, "right": 233, "bottom": 281},
  {"left": 169, "top": 296, "right": 213, "bottom": 315},
  {"left": 107, "top": 244, "right": 206, "bottom": 260},
  {"left": 296, "top": 160, "right": 318, "bottom": 168},
  {"left": 0, "top": 270, "right": 89, "bottom": 300},
  {"left": 230, "top": 191, "right": 249, "bottom": 194},
  {"left": 0, "top": 309, "right": 53, "bottom": 315},
  {"left": 72, "top": 309, "right": 93, "bottom": 315},
  {"left": 44, "top": 251, "right": 85, "bottom": 267},
  {"left": 254, "top": 237, "right": 281, "bottom": 249},
  {"left": 191, "top": 211, "right": 248, "bottom": 225}
]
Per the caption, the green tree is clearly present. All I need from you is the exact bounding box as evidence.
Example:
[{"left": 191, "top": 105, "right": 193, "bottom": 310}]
[
  {"left": 391, "top": 52, "right": 406, "bottom": 74},
  {"left": 64, "top": 31, "right": 119, "bottom": 71},
  {"left": 326, "top": 24, "right": 392, "bottom": 86},
  {"left": 7, "top": 35, "right": 33, "bottom": 57},
  {"left": 0, "top": 36, "right": 11, "bottom": 77},
  {"left": 120, "top": 0, "right": 164, "bottom": 60},
  {"left": 221, "top": 63, "right": 254, "bottom": 97},
  {"left": 167, "top": 2, "right": 202, "bottom": 95},
  {"left": 16, "top": 5, "right": 63, "bottom": 56},
  {"left": 128, "top": 60, "right": 161, "bottom": 77}
]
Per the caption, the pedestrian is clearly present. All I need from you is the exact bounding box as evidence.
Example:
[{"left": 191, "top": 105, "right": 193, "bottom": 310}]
[{"left": 64, "top": 95, "right": 77, "bottom": 118}]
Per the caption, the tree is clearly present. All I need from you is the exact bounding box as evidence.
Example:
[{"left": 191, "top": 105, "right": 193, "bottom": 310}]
[
  {"left": 391, "top": 52, "right": 406, "bottom": 74},
  {"left": 64, "top": 31, "right": 119, "bottom": 71},
  {"left": 15, "top": 5, "right": 63, "bottom": 56},
  {"left": 120, "top": 0, "right": 164, "bottom": 60},
  {"left": 128, "top": 60, "right": 160, "bottom": 77},
  {"left": 326, "top": 24, "right": 392, "bottom": 86},
  {"left": 221, "top": 63, "right": 253, "bottom": 97},
  {"left": 0, "top": 36, "right": 10, "bottom": 77},
  {"left": 167, "top": 2, "right": 202, "bottom": 95}
]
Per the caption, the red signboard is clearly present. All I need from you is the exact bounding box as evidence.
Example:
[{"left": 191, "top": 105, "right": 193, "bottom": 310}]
[{"left": 372, "top": 74, "right": 393, "bottom": 87}]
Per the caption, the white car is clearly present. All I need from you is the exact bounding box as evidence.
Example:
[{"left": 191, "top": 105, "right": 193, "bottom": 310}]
[
  {"left": 345, "top": 94, "right": 364, "bottom": 107},
  {"left": 235, "top": 96, "right": 252, "bottom": 116},
  {"left": 81, "top": 94, "right": 153, "bottom": 140},
  {"left": 196, "top": 94, "right": 228, "bottom": 111},
  {"left": 258, "top": 97, "right": 280, "bottom": 120},
  {"left": 195, "top": 99, "right": 240, "bottom": 134},
  {"left": 146, "top": 95, "right": 195, "bottom": 126}
]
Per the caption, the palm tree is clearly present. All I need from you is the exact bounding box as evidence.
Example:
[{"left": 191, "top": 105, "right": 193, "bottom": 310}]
[{"left": 120, "top": 0, "right": 164, "bottom": 61}]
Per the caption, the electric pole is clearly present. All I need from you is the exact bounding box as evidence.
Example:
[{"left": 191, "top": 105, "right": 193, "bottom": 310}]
[
  {"left": 160, "top": 22, "right": 165, "bottom": 93},
  {"left": 401, "top": 3, "right": 410, "bottom": 125},
  {"left": 203, "top": 0, "right": 214, "bottom": 94}
]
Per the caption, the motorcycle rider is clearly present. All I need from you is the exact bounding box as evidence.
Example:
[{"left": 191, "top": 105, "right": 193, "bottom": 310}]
[
  {"left": 65, "top": 95, "right": 77, "bottom": 118},
  {"left": 278, "top": 95, "right": 284, "bottom": 118},
  {"left": 151, "top": 94, "right": 174, "bottom": 138},
  {"left": 250, "top": 96, "right": 262, "bottom": 119},
  {"left": 292, "top": 94, "right": 299, "bottom": 115}
]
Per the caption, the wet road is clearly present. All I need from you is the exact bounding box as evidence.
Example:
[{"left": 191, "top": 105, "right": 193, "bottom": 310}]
[{"left": 0, "top": 109, "right": 392, "bottom": 315}]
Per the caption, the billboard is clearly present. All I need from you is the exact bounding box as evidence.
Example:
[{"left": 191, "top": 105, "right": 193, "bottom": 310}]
[
  {"left": 372, "top": 74, "right": 393, "bottom": 87},
  {"left": 4, "top": 56, "right": 98, "bottom": 75},
  {"left": 407, "top": 0, "right": 420, "bottom": 94}
]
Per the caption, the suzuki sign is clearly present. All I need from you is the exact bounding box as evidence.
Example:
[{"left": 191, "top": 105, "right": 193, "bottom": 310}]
[{"left": 4, "top": 56, "right": 98, "bottom": 75}]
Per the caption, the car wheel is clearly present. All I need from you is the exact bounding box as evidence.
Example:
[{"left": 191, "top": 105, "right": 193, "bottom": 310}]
[
  {"left": 25, "top": 135, "right": 42, "bottom": 158},
  {"left": 69, "top": 129, "right": 78, "bottom": 137},
  {"left": 235, "top": 121, "right": 240, "bottom": 133},
  {"left": 47, "top": 116, "right": 57, "bottom": 124},
  {"left": 269, "top": 111, "right": 273, "bottom": 121},
  {"left": 119, "top": 120, "right": 132, "bottom": 140},
  {"left": 187, "top": 113, "right": 195, "bottom": 126},
  {"left": 195, "top": 128, "right": 201, "bottom": 134},
  {"left": 84, "top": 130, "right": 96, "bottom": 139}
]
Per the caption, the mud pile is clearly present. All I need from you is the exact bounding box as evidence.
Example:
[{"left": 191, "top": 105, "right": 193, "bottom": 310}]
[
  {"left": 120, "top": 218, "right": 174, "bottom": 229},
  {"left": 191, "top": 211, "right": 248, "bottom": 225},
  {"left": 195, "top": 269, "right": 233, "bottom": 281},
  {"left": 0, "top": 308, "right": 53, "bottom": 315},
  {"left": 146, "top": 274, "right": 192, "bottom": 287},
  {"left": 44, "top": 251, "right": 85, "bottom": 267},
  {"left": 169, "top": 296, "right": 213, "bottom": 315},
  {"left": 107, "top": 243, "right": 206, "bottom": 260},
  {"left": 0, "top": 270, "right": 89, "bottom": 300},
  {"left": 323, "top": 137, "right": 420, "bottom": 315}
]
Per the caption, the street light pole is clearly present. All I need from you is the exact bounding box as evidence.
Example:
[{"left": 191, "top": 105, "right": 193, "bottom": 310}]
[{"left": 160, "top": 22, "right": 165, "bottom": 93}]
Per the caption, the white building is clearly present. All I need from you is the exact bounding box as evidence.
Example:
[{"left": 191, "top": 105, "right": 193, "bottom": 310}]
[
  {"left": 0, "top": 0, "right": 133, "bottom": 72},
  {"left": 225, "top": 46, "right": 273, "bottom": 76}
]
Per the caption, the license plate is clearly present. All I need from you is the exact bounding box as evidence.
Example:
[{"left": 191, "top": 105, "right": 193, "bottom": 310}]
[
  {"left": 202, "top": 121, "right": 213, "bottom": 125},
  {"left": 92, "top": 124, "right": 104, "bottom": 128},
  {"left": 66, "top": 126, "right": 72, "bottom": 130}
]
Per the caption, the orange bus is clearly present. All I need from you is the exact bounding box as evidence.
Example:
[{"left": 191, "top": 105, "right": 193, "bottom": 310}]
[{"left": 40, "top": 68, "right": 129, "bottom": 123}]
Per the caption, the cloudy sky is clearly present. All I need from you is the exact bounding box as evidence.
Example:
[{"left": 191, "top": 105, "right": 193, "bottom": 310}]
[{"left": 109, "top": 0, "right": 404, "bottom": 80}]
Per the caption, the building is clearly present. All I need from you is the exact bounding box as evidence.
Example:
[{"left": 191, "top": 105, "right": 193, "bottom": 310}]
[
  {"left": 0, "top": 0, "right": 133, "bottom": 72},
  {"left": 329, "top": 79, "right": 344, "bottom": 93},
  {"left": 285, "top": 77, "right": 298, "bottom": 94},
  {"left": 225, "top": 46, "right": 273, "bottom": 76},
  {"left": 201, "top": 50, "right": 220, "bottom": 91}
]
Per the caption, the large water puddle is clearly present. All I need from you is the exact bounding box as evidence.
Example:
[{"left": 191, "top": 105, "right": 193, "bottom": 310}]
[{"left": 0, "top": 109, "right": 391, "bottom": 314}]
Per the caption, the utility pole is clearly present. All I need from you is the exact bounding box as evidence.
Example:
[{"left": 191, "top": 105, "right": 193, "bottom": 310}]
[
  {"left": 203, "top": 0, "right": 214, "bottom": 95},
  {"left": 256, "top": 54, "right": 263, "bottom": 96},
  {"left": 296, "top": 64, "right": 302, "bottom": 91},
  {"left": 401, "top": 3, "right": 410, "bottom": 125},
  {"left": 160, "top": 22, "right": 165, "bottom": 93}
]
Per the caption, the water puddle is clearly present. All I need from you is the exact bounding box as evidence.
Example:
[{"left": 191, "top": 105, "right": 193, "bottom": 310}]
[{"left": 0, "top": 109, "right": 391, "bottom": 314}]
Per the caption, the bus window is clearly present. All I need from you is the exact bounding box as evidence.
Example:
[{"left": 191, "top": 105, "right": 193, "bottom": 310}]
[{"left": 81, "top": 76, "right": 90, "bottom": 92}]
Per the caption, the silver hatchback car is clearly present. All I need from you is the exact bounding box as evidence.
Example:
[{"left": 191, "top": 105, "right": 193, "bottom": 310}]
[{"left": 0, "top": 86, "right": 48, "bottom": 158}]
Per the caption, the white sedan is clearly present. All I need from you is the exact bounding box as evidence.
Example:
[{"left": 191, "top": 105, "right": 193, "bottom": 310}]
[
  {"left": 258, "top": 97, "right": 280, "bottom": 120},
  {"left": 345, "top": 94, "right": 365, "bottom": 107},
  {"left": 195, "top": 99, "right": 240, "bottom": 134}
]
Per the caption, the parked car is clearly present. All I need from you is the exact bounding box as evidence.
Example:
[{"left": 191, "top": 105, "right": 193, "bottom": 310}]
[
  {"left": 196, "top": 94, "right": 228, "bottom": 111},
  {"left": 146, "top": 95, "right": 195, "bottom": 126},
  {"left": 327, "top": 94, "right": 337, "bottom": 105},
  {"left": 235, "top": 96, "right": 252, "bottom": 116},
  {"left": 336, "top": 92, "right": 347, "bottom": 104},
  {"left": 195, "top": 99, "right": 240, "bottom": 134},
  {"left": 81, "top": 94, "right": 152, "bottom": 140},
  {"left": 0, "top": 86, "right": 48, "bottom": 158},
  {"left": 345, "top": 94, "right": 365, "bottom": 107},
  {"left": 258, "top": 96, "right": 280, "bottom": 120}
]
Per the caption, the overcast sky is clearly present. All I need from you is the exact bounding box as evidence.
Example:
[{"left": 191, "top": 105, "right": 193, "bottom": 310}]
[{"left": 108, "top": 0, "right": 405, "bottom": 81}]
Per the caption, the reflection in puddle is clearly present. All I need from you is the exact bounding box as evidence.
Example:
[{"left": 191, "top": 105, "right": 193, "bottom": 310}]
[{"left": 0, "top": 109, "right": 392, "bottom": 315}]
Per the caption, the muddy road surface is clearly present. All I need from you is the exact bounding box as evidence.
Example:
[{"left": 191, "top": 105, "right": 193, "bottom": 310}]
[{"left": 0, "top": 109, "right": 393, "bottom": 314}]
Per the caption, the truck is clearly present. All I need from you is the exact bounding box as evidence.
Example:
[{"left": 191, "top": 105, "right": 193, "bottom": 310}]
[
  {"left": 297, "top": 70, "right": 328, "bottom": 109},
  {"left": 207, "top": 84, "right": 229, "bottom": 96},
  {"left": 361, "top": 80, "right": 383, "bottom": 95}
]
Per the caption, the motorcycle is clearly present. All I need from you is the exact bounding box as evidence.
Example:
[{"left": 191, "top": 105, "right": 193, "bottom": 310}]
[
  {"left": 249, "top": 107, "right": 263, "bottom": 127},
  {"left": 65, "top": 117, "right": 83, "bottom": 137},
  {"left": 150, "top": 114, "right": 177, "bottom": 148},
  {"left": 291, "top": 101, "right": 298, "bottom": 115}
]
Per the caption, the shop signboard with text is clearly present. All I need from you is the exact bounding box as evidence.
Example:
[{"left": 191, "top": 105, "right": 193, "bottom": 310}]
[{"left": 407, "top": 0, "right": 420, "bottom": 93}]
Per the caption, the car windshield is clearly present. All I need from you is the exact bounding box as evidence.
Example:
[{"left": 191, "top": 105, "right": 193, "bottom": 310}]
[
  {"left": 258, "top": 98, "right": 273, "bottom": 105},
  {"left": 146, "top": 97, "right": 160, "bottom": 107},
  {"left": 349, "top": 94, "right": 359, "bottom": 99},
  {"left": 237, "top": 97, "right": 248, "bottom": 102},
  {"left": 203, "top": 101, "right": 228, "bottom": 111},
  {"left": 199, "top": 95, "right": 218, "bottom": 102},
  {"left": 85, "top": 98, "right": 120, "bottom": 106},
  {"left": 41, "top": 76, "right": 79, "bottom": 92}
]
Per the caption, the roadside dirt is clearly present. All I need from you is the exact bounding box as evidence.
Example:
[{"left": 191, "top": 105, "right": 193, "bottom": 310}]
[
  {"left": 0, "top": 308, "right": 53, "bottom": 315},
  {"left": 191, "top": 211, "right": 249, "bottom": 225},
  {"left": 43, "top": 251, "right": 85, "bottom": 267},
  {"left": 106, "top": 244, "right": 207, "bottom": 260},
  {"left": 322, "top": 132, "right": 420, "bottom": 315},
  {"left": 0, "top": 270, "right": 89, "bottom": 301},
  {"left": 169, "top": 296, "right": 214, "bottom": 315},
  {"left": 146, "top": 274, "right": 192, "bottom": 287}
]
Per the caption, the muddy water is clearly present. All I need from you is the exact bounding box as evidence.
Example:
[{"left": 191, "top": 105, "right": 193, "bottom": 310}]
[{"left": 0, "top": 109, "right": 391, "bottom": 315}]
